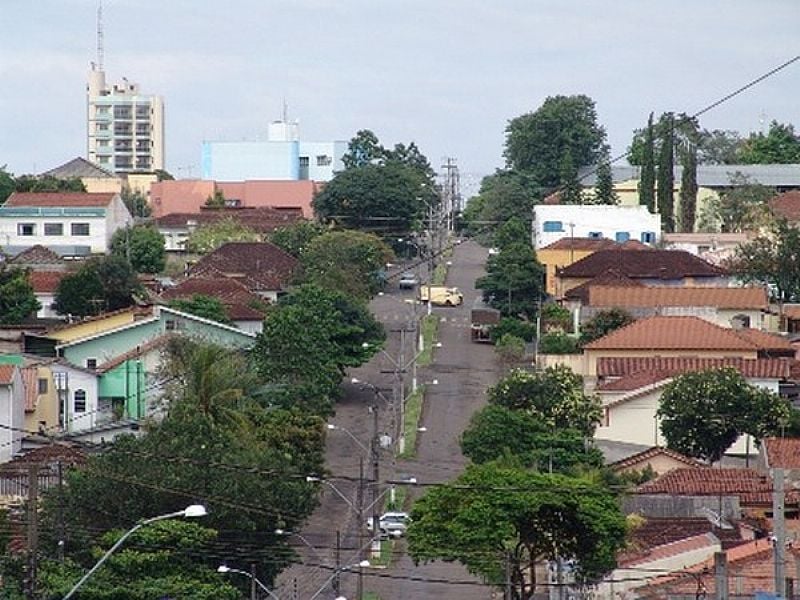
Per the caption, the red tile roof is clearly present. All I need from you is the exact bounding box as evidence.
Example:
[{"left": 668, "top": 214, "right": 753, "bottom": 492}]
[
  {"left": 188, "top": 242, "right": 298, "bottom": 292},
  {"left": 0, "top": 365, "right": 15, "bottom": 385},
  {"left": 96, "top": 334, "right": 176, "bottom": 374},
  {"left": 609, "top": 446, "right": 704, "bottom": 472},
  {"left": 621, "top": 532, "right": 719, "bottom": 568},
  {"left": 584, "top": 316, "right": 760, "bottom": 351},
  {"left": 4, "top": 192, "right": 116, "bottom": 207},
  {"left": 9, "top": 245, "right": 65, "bottom": 266},
  {"left": 762, "top": 437, "right": 800, "bottom": 470},
  {"left": 541, "top": 237, "right": 621, "bottom": 251},
  {"left": 5, "top": 444, "right": 88, "bottom": 468},
  {"left": 563, "top": 268, "right": 643, "bottom": 302},
  {"left": 28, "top": 271, "right": 66, "bottom": 294},
  {"left": 155, "top": 206, "right": 304, "bottom": 233},
  {"left": 588, "top": 285, "right": 769, "bottom": 309},
  {"left": 559, "top": 249, "right": 726, "bottom": 279},
  {"left": 635, "top": 467, "right": 796, "bottom": 505},
  {"left": 596, "top": 357, "right": 795, "bottom": 385},
  {"left": 161, "top": 277, "right": 261, "bottom": 305},
  {"left": 732, "top": 327, "right": 794, "bottom": 353},
  {"left": 769, "top": 190, "right": 800, "bottom": 223}
]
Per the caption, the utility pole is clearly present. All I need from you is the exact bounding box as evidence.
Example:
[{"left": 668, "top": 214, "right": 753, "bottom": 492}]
[
  {"left": 26, "top": 464, "right": 39, "bottom": 600},
  {"left": 714, "top": 551, "right": 728, "bottom": 600},
  {"left": 57, "top": 460, "right": 65, "bottom": 562},
  {"left": 774, "top": 467, "right": 786, "bottom": 599},
  {"left": 371, "top": 405, "right": 380, "bottom": 549},
  {"left": 356, "top": 457, "right": 364, "bottom": 600},
  {"left": 250, "top": 562, "right": 258, "bottom": 600},
  {"left": 334, "top": 530, "right": 341, "bottom": 597}
]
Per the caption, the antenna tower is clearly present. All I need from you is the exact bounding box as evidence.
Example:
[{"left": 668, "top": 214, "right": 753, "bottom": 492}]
[
  {"left": 440, "top": 157, "right": 461, "bottom": 232},
  {"left": 97, "top": 1, "right": 105, "bottom": 71}
]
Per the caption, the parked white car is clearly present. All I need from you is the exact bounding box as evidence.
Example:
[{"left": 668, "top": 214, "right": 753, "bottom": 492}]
[{"left": 366, "top": 511, "right": 410, "bottom": 537}]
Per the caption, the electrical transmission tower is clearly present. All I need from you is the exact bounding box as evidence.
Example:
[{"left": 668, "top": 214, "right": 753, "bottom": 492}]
[{"left": 439, "top": 157, "right": 462, "bottom": 232}]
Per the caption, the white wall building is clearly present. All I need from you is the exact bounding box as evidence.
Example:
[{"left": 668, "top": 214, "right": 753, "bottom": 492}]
[
  {"left": 0, "top": 365, "right": 25, "bottom": 463},
  {"left": 532, "top": 204, "right": 661, "bottom": 249},
  {"left": 51, "top": 362, "right": 102, "bottom": 435},
  {"left": 87, "top": 66, "right": 165, "bottom": 175},
  {"left": 0, "top": 192, "right": 133, "bottom": 256}
]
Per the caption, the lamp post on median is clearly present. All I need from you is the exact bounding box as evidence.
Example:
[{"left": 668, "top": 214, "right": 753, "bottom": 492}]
[
  {"left": 62, "top": 504, "right": 207, "bottom": 600},
  {"left": 217, "top": 565, "right": 280, "bottom": 600}
]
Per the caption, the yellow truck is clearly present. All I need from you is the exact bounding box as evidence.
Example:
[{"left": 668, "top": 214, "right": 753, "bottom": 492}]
[{"left": 419, "top": 286, "right": 464, "bottom": 307}]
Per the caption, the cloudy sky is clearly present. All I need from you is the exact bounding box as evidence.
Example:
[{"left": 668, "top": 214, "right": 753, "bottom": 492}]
[{"left": 1, "top": 0, "right": 798, "bottom": 194}]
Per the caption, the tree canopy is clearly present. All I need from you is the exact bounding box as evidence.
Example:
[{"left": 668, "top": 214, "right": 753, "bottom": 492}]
[
  {"left": 462, "top": 171, "right": 541, "bottom": 242},
  {"left": 408, "top": 462, "right": 627, "bottom": 599},
  {"left": 738, "top": 121, "right": 800, "bottom": 164},
  {"left": 698, "top": 172, "right": 775, "bottom": 233},
  {"left": 299, "top": 230, "right": 394, "bottom": 301},
  {"left": 110, "top": 224, "right": 166, "bottom": 274},
  {"left": 504, "top": 95, "right": 606, "bottom": 189},
  {"left": 579, "top": 308, "right": 635, "bottom": 346},
  {"left": 0, "top": 264, "right": 39, "bottom": 324},
  {"left": 185, "top": 218, "right": 260, "bottom": 254},
  {"left": 488, "top": 366, "right": 601, "bottom": 437},
  {"left": 476, "top": 242, "right": 544, "bottom": 319},
  {"left": 168, "top": 294, "right": 231, "bottom": 324},
  {"left": 269, "top": 220, "right": 326, "bottom": 258},
  {"left": 658, "top": 368, "right": 791, "bottom": 462},
  {"left": 54, "top": 255, "right": 140, "bottom": 317}
]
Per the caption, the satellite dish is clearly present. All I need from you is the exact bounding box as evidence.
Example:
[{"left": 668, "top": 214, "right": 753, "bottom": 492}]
[{"left": 698, "top": 506, "right": 734, "bottom": 530}]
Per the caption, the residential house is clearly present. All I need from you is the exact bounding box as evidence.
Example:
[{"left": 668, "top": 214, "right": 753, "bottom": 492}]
[
  {"left": 0, "top": 192, "right": 133, "bottom": 257},
  {"left": 608, "top": 446, "right": 704, "bottom": 477},
  {"left": 150, "top": 179, "right": 318, "bottom": 218},
  {"left": 9, "top": 245, "right": 68, "bottom": 272},
  {"left": 756, "top": 437, "right": 800, "bottom": 483},
  {"left": 661, "top": 232, "right": 754, "bottom": 265},
  {"left": 187, "top": 241, "right": 298, "bottom": 302},
  {"left": 20, "top": 363, "right": 59, "bottom": 435},
  {"left": 532, "top": 204, "right": 661, "bottom": 250},
  {"left": 28, "top": 271, "right": 67, "bottom": 319},
  {"left": 40, "top": 157, "right": 123, "bottom": 195},
  {"left": 578, "top": 285, "right": 770, "bottom": 330},
  {"left": 50, "top": 361, "right": 102, "bottom": 434},
  {"left": 555, "top": 249, "right": 729, "bottom": 299},
  {"left": 155, "top": 206, "right": 304, "bottom": 252},
  {"left": 0, "top": 444, "right": 87, "bottom": 505},
  {"left": 160, "top": 277, "right": 268, "bottom": 333},
  {"left": 537, "top": 238, "right": 632, "bottom": 297},
  {"left": 769, "top": 189, "right": 800, "bottom": 227},
  {"left": 0, "top": 365, "right": 24, "bottom": 463}
]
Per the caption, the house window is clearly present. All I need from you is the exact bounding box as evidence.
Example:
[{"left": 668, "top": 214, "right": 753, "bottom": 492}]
[
  {"left": 74, "top": 390, "right": 87, "bottom": 413},
  {"left": 588, "top": 231, "right": 603, "bottom": 239},
  {"left": 299, "top": 157, "right": 310, "bottom": 167},
  {"left": 86, "top": 358, "right": 97, "bottom": 370},
  {"left": 641, "top": 231, "right": 656, "bottom": 244},
  {"left": 38, "top": 378, "right": 48, "bottom": 394},
  {"left": 44, "top": 223, "right": 63, "bottom": 236},
  {"left": 165, "top": 319, "right": 179, "bottom": 331},
  {"left": 17, "top": 223, "right": 35, "bottom": 236},
  {"left": 316, "top": 155, "right": 332, "bottom": 166},
  {"left": 543, "top": 221, "right": 564, "bottom": 232},
  {"left": 615, "top": 231, "right": 630, "bottom": 242},
  {"left": 71, "top": 223, "right": 90, "bottom": 236}
]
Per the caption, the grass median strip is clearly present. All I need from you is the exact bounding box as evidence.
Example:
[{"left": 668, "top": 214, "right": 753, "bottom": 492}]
[
  {"left": 417, "top": 315, "right": 438, "bottom": 367},
  {"left": 399, "top": 384, "right": 425, "bottom": 459}
]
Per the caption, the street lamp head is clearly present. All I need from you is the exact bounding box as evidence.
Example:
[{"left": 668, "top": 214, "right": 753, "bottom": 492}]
[
  {"left": 326, "top": 423, "right": 337, "bottom": 430},
  {"left": 217, "top": 565, "right": 231, "bottom": 573},
  {"left": 351, "top": 377, "right": 361, "bottom": 384},
  {"left": 274, "top": 528, "right": 286, "bottom": 535},
  {"left": 358, "top": 560, "right": 371, "bottom": 568},
  {"left": 306, "top": 475, "right": 321, "bottom": 483},
  {"left": 417, "top": 426, "right": 428, "bottom": 433},
  {"left": 433, "top": 342, "right": 443, "bottom": 348},
  {"left": 361, "top": 342, "right": 370, "bottom": 348},
  {"left": 431, "top": 379, "right": 439, "bottom": 385},
  {"left": 182, "top": 504, "right": 207, "bottom": 518}
]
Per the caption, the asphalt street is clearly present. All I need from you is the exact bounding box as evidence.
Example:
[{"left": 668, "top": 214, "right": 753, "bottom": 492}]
[{"left": 274, "top": 240, "right": 502, "bottom": 600}]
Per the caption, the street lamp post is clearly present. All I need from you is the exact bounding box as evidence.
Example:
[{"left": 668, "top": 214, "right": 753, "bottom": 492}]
[
  {"left": 62, "top": 504, "right": 207, "bottom": 600},
  {"left": 217, "top": 565, "right": 280, "bottom": 600},
  {"left": 308, "top": 561, "right": 371, "bottom": 600}
]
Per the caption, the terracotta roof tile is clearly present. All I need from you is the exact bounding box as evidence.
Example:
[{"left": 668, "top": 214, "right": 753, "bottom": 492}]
[
  {"left": 584, "top": 316, "right": 759, "bottom": 351},
  {"left": 96, "top": 334, "right": 176, "bottom": 374},
  {"left": 0, "top": 365, "right": 15, "bottom": 385},
  {"left": 634, "top": 468, "right": 795, "bottom": 505},
  {"left": 9, "top": 245, "right": 65, "bottom": 266},
  {"left": 188, "top": 242, "right": 298, "bottom": 292},
  {"left": 597, "top": 356, "right": 796, "bottom": 378},
  {"left": 28, "top": 271, "right": 66, "bottom": 294},
  {"left": 559, "top": 249, "right": 726, "bottom": 279},
  {"left": 160, "top": 277, "right": 262, "bottom": 305},
  {"left": 596, "top": 370, "right": 674, "bottom": 391},
  {"left": 762, "top": 437, "right": 800, "bottom": 469},
  {"left": 609, "top": 447, "right": 704, "bottom": 472},
  {"left": 5, "top": 444, "right": 88, "bottom": 468},
  {"left": 621, "top": 532, "right": 719, "bottom": 568},
  {"left": 541, "top": 237, "right": 621, "bottom": 251},
  {"left": 564, "top": 268, "right": 644, "bottom": 302},
  {"left": 732, "top": 328, "right": 794, "bottom": 352},
  {"left": 155, "top": 206, "right": 304, "bottom": 233},
  {"left": 588, "top": 286, "right": 769, "bottom": 309},
  {"left": 769, "top": 190, "right": 800, "bottom": 223},
  {"left": 226, "top": 304, "right": 268, "bottom": 321},
  {"left": 4, "top": 192, "right": 116, "bottom": 207}
]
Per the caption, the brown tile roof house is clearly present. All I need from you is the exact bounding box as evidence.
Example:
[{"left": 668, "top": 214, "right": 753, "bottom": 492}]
[
  {"left": 188, "top": 242, "right": 298, "bottom": 294},
  {"left": 584, "top": 316, "right": 772, "bottom": 352},
  {"left": 609, "top": 446, "right": 704, "bottom": 473},
  {"left": 155, "top": 206, "right": 304, "bottom": 235},
  {"left": 4, "top": 192, "right": 116, "bottom": 207},
  {"left": 160, "top": 277, "right": 268, "bottom": 323},
  {"left": 0, "top": 365, "right": 15, "bottom": 385},
  {"left": 596, "top": 357, "right": 796, "bottom": 386},
  {"left": 541, "top": 237, "right": 621, "bottom": 252},
  {"left": 760, "top": 437, "right": 800, "bottom": 470},
  {"left": 587, "top": 285, "right": 769, "bottom": 310},
  {"left": 9, "top": 245, "right": 66, "bottom": 270},
  {"left": 563, "top": 268, "right": 644, "bottom": 303},
  {"left": 769, "top": 190, "right": 800, "bottom": 223},
  {"left": 634, "top": 467, "right": 797, "bottom": 506},
  {"left": 558, "top": 248, "right": 727, "bottom": 280},
  {"left": 28, "top": 271, "right": 66, "bottom": 294}
]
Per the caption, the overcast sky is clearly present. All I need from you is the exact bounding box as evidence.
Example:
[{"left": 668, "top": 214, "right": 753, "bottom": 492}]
[{"left": 2, "top": 0, "right": 798, "bottom": 195}]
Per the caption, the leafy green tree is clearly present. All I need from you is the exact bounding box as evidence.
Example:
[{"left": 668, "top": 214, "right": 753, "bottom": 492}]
[
  {"left": 698, "top": 129, "right": 743, "bottom": 164},
  {"left": 408, "top": 462, "right": 627, "bottom": 599},
  {"left": 110, "top": 224, "right": 166, "bottom": 273},
  {"left": 154, "top": 168, "right": 175, "bottom": 181},
  {"left": 737, "top": 121, "right": 800, "bottom": 164},
  {"left": 579, "top": 308, "right": 635, "bottom": 346},
  {"left": 658, "top": 368, "right": 791, "bottom": 462},
  {"left": 253, "top": 285, "right": 385, "bottom": 414},
  {"left": 121, "top": 187, "right": 151, "bottom": 217},
  {"left": 269, "top": 220, "right": 326, "bottom": 258},
  {"left": 638, "top": 113, "right": 656, "bottom": 212},
  {"left": 0, "top": 265, "right": 39, "bottom": 324},
  {"left": 342, "top": 129, "right": 386, "bottom": 168},
  {"left": 461, "top": 405, "right": 604, "bottom": 472},
  {"left": 657, "top": 113, "right": 675, "bottom": 232},
  {"left": 35, "top": 521, "right": 240, "bottom": 600},
  {"left": 14, "top": 174, "right": 85, "bottom": 193},
  {"left": 594, "top": 144, "right": 618, "bottom": 205},
  {"left": 679, "top": 142, "right": 698, "bottom": 232},
  {"left": 300, "top": 230, "right": 394, "bottom": 301},
  {"left": 0, "top": 166, "right": 15, "bottom": 204},
  {"left": 205, "top": 188, "right": 226, "bottom": 208},
  {"left": 504, "top": 95, "right": 606, "bottom": 189},
  {"left": 168, "top": 294, "right": 231, "bottom": 324},
  {"left": 540, "top": 303, "right": 572, "bottom": 332},
  {"left": 476, "top": 242, "right": 544, "bottom": 319},
  {"left": 725, "top": 220, "right": 800, "bottom": 301},
  {"left": 488, "top": 366, "right": 601, "bottom": 437},
  {"left": 495, "top": 333, "right": 526, "bottom": 364},
  {"left": 463, "top": 171, "right": 542, "bottom": 241},
  {"left": 538, "top": 332, "right": 579, "bottom": 354},
  {"left": 54, "top": 255, "right": 140, "bottom": 316},
  {"left": 492, "top": 216, "right": 531, "bottom": 250},
  {"left": 490, "top": 318, "right": 537, "bottom": 343},
  {"left": 186, "top": 217, "right": 260, "bottom": 254},
  {"left": 698, "top": 172, "right": 775, "bottom": 233},
  {"left": 558, "top": 150, "right": 582, "bottom": 204}
]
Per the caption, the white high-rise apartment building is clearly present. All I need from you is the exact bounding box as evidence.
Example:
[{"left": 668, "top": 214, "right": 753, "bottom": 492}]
[{"left": 86, "top": 65, "right": 164, "bottom": 175}]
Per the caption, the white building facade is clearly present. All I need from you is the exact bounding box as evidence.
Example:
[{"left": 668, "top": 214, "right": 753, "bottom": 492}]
[
  {"left": 532, "top": 204, "right": 661, "bottom": 249},
  {"left": 87, "top": 66, "right": 165, "bottom": 175}
]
